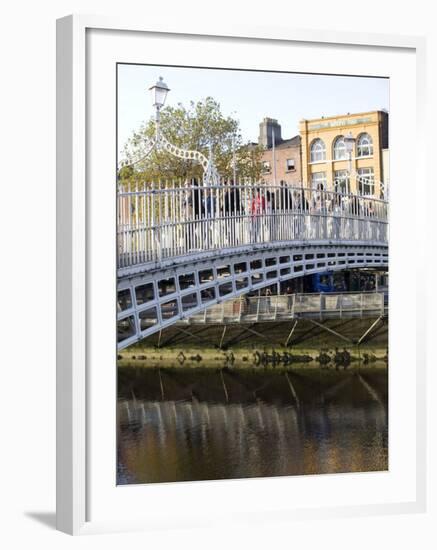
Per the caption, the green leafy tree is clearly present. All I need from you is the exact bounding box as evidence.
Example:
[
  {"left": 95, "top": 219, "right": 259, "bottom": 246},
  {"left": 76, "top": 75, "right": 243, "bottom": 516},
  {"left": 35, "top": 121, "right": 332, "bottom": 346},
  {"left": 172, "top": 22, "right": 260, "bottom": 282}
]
[{"left": 120, "top": 97, "right": 263, "bottom": 185}]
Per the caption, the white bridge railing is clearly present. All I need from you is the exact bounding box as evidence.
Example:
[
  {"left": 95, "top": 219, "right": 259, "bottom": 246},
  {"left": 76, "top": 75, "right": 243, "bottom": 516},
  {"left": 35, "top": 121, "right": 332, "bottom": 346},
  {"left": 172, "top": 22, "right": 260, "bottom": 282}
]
[{"left": 117, "top": 181, "right": 388, "bottom": 269}]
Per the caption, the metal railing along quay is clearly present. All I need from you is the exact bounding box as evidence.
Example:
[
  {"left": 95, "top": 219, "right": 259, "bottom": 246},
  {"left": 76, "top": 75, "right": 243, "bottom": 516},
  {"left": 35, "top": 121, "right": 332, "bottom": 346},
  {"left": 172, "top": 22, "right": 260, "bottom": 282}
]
[{"left": 169, "top": 291, "right": 387, "bottom": 325}]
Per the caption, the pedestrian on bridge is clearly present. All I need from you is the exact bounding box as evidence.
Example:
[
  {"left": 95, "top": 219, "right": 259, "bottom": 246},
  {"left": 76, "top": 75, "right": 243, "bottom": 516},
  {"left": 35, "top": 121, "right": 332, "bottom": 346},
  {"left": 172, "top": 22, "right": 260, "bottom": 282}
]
[
  {"left": 222, "top": 179, "right": 241, "bottom": 246},
  {"left": 279, "top": 180, "right": 293, "bottom": 211},
  {"left": 183, "top": 179, "right": 204, "bottom": 251},
  {"left": 332, "top": 193, "right": 342, "bottom": 239},
  {"left": 223, "top": 179, "right": 241, "bottom": 215},
  {"left": 251, "top": 188, "right": 266, "bottom": 243},
  {"left": 292, "top": 189, "right": 307, "bottom": 239},
  {"left": 266, "top": 189, "right": 276, "bottom": 241}
]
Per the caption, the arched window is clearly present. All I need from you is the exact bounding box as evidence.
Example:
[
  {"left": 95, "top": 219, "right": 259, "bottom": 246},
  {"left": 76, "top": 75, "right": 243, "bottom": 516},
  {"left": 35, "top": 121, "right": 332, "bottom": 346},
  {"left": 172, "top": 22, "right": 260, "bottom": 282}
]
[
  {"left": 310, "top": 138, "right": 326, "bottom": 162},
  {"left": 333, "top": 135, "right": 347, "bottom": 160},
  {"left": 356, "top": 133, "right": 373, "bottom": 157}
]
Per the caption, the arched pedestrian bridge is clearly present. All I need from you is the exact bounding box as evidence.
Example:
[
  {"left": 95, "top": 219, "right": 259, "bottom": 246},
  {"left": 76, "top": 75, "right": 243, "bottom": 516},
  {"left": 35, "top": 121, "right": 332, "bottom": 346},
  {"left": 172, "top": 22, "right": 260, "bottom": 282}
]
[{"left": 117, "top": 182, "right": 388, "bottom": 350}]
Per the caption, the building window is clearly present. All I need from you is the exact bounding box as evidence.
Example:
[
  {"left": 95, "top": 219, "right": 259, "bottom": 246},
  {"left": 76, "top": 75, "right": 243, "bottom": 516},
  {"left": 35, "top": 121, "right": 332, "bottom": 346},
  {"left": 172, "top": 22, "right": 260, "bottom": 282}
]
[
  {"left": 310, "top": 138, "right": 326, "bottom": 162},
  {"left": 262, "top": 160, "right": 271, "bottom": 173},
  {"left": 334, "top": 170, "right": 350, "bottom": 194},
  {"left": 333, "top": 135, "right": 347, "bottom": 160},
  {"left": 286, "top": 158, "right": 295, "bottom": 172},
  {"left": 356, "top": 133, "right": 373, "bottom": 157},
  {"left": 311, "top": 171, "right": 327, "bottom": 190},
  {"left": 357, "top": 167, "right": 375, "bottom": 196}
]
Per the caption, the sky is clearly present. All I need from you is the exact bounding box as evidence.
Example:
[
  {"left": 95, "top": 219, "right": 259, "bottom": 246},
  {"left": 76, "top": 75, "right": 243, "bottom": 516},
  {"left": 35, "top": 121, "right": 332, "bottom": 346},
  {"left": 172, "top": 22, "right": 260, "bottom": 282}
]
[{"left": 117, "top": 64, "right": 389, "bottom": 155}]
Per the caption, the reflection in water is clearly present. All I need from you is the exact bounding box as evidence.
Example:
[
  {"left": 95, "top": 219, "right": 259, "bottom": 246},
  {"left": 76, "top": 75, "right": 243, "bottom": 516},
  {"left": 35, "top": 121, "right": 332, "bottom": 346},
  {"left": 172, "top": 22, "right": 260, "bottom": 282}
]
[{"left": 117, "top": 367, "right": 388, "bottom": 484}]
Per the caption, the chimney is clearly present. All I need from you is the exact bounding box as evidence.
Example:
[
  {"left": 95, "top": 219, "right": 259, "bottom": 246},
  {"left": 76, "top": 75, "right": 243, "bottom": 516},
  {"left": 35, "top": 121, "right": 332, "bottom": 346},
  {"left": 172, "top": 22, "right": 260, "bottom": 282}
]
[{"left": 258, "top": 117, "right": 282, "bottom": 148}]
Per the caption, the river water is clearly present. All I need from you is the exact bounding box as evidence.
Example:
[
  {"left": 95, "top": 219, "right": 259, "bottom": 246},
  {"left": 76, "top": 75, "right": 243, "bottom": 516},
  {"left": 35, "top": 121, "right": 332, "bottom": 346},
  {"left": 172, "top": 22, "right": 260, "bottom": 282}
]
[{"left": 117, "top": 366, "right": 388, "bottom": 484}]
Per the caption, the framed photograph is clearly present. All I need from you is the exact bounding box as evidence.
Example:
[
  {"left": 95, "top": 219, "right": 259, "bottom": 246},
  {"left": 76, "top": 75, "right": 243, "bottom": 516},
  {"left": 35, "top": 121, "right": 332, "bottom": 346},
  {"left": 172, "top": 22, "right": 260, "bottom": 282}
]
[{"left": 56, "top": 15, "right": 426, "bottom": 535}]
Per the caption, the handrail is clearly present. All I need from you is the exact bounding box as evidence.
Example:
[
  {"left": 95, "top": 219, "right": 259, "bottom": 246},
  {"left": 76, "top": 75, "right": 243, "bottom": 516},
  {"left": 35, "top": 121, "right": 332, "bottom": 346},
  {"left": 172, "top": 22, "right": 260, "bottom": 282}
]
[{"left": 117, "top": 181, "right": 388, "bottom": 269}]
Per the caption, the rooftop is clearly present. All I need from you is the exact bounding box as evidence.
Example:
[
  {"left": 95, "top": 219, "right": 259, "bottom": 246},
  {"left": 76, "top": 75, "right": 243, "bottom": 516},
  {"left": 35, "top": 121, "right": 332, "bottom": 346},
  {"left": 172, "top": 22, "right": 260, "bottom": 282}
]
[
  {"left": 300, "top": 109, "right": 389, "bottom": 124},
  {"left": 264, "top": 135, "right": 301, "bottom": 150}
]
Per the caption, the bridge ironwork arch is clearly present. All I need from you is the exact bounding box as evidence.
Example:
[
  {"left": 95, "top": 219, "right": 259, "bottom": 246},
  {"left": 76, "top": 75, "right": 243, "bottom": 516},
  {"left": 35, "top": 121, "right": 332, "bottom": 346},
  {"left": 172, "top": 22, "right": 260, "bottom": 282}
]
[{"left": 117, "top": 181, "right": 388, "bottom": 350}]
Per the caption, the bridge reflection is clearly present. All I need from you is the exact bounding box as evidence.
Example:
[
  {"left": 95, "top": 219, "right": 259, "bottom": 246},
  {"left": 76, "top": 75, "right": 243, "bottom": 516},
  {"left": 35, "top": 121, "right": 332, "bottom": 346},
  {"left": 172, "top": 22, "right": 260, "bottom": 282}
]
[{"left": 117, "top": 367, "right": 388, "bottom": 484}]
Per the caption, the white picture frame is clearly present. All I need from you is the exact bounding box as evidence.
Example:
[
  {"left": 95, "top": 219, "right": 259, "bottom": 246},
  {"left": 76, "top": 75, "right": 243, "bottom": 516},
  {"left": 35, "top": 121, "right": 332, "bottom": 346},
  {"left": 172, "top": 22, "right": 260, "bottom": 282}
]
[{"left": 56, "top": 14, "right": 427, "bottom": 535}]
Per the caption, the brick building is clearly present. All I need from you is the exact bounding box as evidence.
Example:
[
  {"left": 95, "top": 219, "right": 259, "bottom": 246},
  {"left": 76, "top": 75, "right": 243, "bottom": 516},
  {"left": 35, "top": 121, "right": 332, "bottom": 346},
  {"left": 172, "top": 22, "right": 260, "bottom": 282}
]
[{"left": 258, "top": 118, "right": 302, "bottom": 186}]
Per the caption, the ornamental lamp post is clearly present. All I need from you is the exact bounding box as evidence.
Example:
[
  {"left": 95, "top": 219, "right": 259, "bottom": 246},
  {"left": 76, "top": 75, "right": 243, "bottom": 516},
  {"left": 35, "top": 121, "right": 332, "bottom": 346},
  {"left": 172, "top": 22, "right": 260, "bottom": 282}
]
[
  {"left": 149, "top": 76, "right": 170, "bottom": 126},
  {"left": 118, "top": 76, "right": 219, "bottom": 186},
  {"left": 344, "top": 131, "right": 355, "bottom": 191}
]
